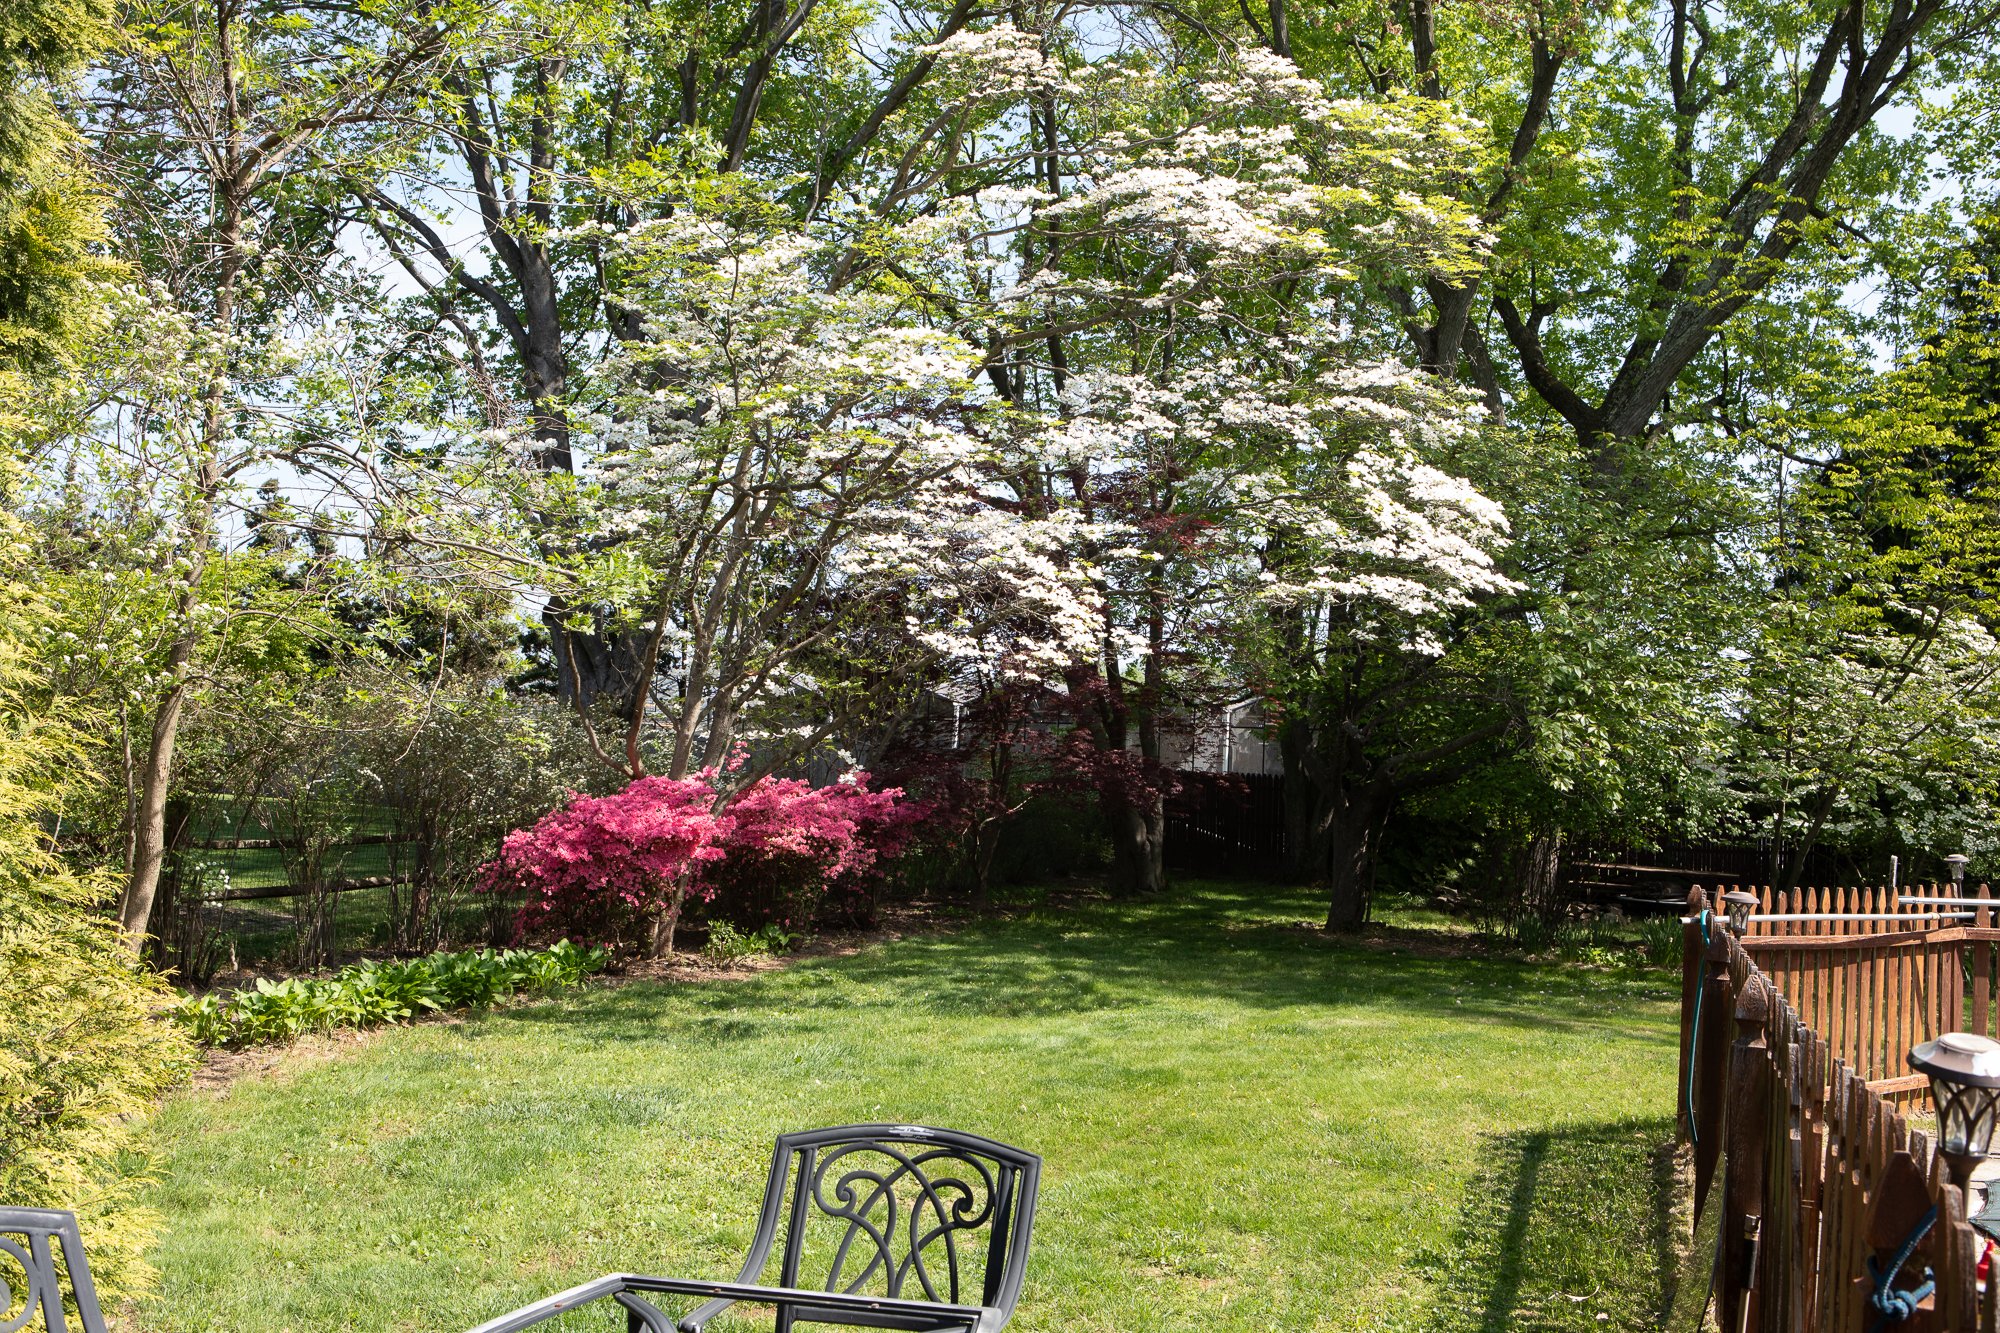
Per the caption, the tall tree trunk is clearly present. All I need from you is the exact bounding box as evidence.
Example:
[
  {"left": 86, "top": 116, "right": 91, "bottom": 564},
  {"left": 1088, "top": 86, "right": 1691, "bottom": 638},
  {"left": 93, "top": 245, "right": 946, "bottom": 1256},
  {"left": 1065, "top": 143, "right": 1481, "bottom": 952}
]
[
  {"left": 650, "top": 880, "right": 688, "bottom": 958},
  {"left": 121, "top": 646, "right": 197, "bottom": 948},
  {"left": 971, "top": 816, "right": 1003, "bottom": 912},
  {"left": 1512, "top": 831, "right": 1563, "bottom": 929},
  {"left": 119, "top": 88, "right": 244, "bottom": 947},
  {"left": 1104, "top": 790, "right": 1166, "bottom": 897},
  {"left": 547, "top": 600, "right": 654, "bottom": 711},
  {"left": 1318, "top": 789, "right": 1390, "bottom": 931},
  {"left": 1775, "top": 781, "right": 1842, "bottom": 897},
  {"left": 1066, "top": 658, "right": 1168, "bottom": 898},
  {"left": 1097, "top": 565, "right": 1170, "bottom": 897},
  {"left": 1279, "top": 716, "right": 1318, "bottom": 882},
  {"left": 405, "top": 814, "right": 437, "bottom": 951}
]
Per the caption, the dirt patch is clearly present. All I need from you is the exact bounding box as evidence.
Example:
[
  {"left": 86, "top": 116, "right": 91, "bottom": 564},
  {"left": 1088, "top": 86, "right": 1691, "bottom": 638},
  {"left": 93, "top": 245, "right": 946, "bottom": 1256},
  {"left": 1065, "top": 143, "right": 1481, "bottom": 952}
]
[
  {"left": 604, "top": 899, "right": 956, "bottom": 984},
  {"left": 189, "top": 1024, "right": 425, "bottom": 1095},
  {"left": 1355, "top": 922, "right": 1496, "bottom": 960}
]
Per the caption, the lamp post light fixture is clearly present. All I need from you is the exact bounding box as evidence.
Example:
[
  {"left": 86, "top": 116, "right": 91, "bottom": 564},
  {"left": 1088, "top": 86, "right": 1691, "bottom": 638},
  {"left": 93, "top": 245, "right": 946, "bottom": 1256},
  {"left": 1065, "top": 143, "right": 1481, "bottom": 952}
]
[
  {"left": 1946, "top": 853, "right": 1971, "bottom": 895},
  {"left": 1910, "top": 1032, "right": 2000, "bottom": 1191},
  {"left": 1721, "top": 890, "right": 1759, "bottom": 936}
]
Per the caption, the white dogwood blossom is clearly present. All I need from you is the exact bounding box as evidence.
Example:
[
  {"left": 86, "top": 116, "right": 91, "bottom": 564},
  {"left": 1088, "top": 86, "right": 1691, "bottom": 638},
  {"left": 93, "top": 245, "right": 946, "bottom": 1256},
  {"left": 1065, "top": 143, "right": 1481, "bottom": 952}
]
[
  {"left": 1037, "top": 357, "right": 1518, "bottom": 658},
  {"left": 923, "top": 22, "right": 1073, "bottom": 98},
  {"left": 568, "top": 211, "right": 1118, "bottom": 775},
  {"left": 557, "top": 34, "right": 1506, "bottom": 779}
]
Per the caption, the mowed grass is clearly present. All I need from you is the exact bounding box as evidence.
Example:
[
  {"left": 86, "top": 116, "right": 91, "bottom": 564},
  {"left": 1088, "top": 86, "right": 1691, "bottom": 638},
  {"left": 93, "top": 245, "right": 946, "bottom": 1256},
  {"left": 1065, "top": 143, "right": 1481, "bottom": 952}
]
[{"left": 137, "top": 883, "right": 1682, "bottom": 1333}]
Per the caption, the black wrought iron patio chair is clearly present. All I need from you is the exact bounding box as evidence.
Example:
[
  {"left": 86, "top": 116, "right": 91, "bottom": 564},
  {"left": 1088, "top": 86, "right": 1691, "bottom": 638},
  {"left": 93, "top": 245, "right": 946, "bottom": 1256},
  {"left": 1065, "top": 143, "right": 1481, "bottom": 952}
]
[
  {"left": 468, "top": 1124, "right": 1040, "bottom": 1333},
  {"left": 0, "top": 1208, "right": 111, "bottom": 1333}
]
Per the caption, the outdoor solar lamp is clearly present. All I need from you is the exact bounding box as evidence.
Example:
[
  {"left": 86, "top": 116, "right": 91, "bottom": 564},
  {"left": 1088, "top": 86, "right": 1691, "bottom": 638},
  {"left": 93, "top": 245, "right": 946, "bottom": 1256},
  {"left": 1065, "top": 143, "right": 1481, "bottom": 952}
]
[
  {"left": 1721, "top": 890, "right": 1758, "bottom": 936},
  {"left": 1947, "top": 853, "right": 1971, "bottom": 894},
  {"left": 1910, "top": 1032, "right": 2000, "bottom": 1191}
]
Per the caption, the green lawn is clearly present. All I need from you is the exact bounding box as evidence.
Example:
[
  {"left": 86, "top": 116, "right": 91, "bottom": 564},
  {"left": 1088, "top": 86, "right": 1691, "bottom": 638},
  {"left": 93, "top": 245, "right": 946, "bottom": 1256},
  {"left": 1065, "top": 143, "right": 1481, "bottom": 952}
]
[{"left": 137, "top": 883, "right": 1682, "bottom": 1333}]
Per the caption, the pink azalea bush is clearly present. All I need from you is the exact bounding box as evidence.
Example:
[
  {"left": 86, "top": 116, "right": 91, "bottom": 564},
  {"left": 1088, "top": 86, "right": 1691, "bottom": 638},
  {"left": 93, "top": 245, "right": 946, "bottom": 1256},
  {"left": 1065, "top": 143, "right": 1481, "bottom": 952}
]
[
  {"left": 480, "top": 775, "right": 730, "bottom": 956},
  {"left": 480, "top": 771, "right": 919, "bottom": 955},
  {"left": 702, "top": 775, "right": 923, "bottom": 932}
]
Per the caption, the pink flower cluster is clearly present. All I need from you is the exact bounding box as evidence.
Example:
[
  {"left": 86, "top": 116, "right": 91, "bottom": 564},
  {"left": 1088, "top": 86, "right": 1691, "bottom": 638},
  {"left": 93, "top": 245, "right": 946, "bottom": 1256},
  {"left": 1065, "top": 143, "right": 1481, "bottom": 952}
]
[
  {"left": 482, "top": 775, "right": 728, "bottom": 944},
  {"left": 722, "top": 776, "right": 914, "bottom": 879},
  {"left": 481, "top": 771, "right": 919, "bottom": 948}
]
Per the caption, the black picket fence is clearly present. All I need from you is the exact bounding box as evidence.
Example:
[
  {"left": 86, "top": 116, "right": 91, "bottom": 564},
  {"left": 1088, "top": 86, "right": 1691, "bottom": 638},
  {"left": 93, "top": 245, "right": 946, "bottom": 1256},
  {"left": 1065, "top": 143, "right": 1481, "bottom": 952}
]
[{"left": 1162, "top": 772, "right": 1288, "bottom": 876}]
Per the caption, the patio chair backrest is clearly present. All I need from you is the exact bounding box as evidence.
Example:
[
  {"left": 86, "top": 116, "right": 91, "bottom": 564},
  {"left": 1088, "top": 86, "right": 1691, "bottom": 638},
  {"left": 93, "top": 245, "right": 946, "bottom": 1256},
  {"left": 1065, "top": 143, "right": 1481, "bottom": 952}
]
[
  {"left": 738, "top": 1124, "right": 1039, "bottom": 1319},
  {"left": 0, "top": 1209, "right": 109, "bottom": 1333}
]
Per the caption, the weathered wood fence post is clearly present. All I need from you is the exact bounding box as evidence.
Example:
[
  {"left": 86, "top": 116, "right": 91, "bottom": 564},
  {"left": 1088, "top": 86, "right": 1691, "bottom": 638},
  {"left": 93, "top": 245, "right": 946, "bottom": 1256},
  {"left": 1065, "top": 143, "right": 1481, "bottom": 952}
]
[
  {"left": 1722, "top": 971, "right": 1770, "bottom": 1332},
  {"left": 1862, "top": 1151, "right": 1942, "bottom": 1332},
  {"left": 1695, "top": 906, "right": 1736, "bottom": 1224},
  {"left": 1682, "top": 885, "right": 1709, "bottom": 1145}
]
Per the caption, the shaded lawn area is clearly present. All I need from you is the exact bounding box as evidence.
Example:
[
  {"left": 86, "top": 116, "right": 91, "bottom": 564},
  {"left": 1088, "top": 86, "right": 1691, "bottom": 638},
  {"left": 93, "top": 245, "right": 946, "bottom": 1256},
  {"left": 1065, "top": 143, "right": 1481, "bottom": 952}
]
[{"left": 137, "top": 883, "right": 1681, "bottom": 1333}]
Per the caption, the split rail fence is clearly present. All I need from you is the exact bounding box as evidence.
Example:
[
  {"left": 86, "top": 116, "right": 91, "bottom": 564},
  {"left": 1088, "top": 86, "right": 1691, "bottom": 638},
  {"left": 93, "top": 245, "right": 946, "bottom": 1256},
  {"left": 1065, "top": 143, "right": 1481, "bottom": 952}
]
[{"left": 1679, "top": 884, "right": 2000, "bottom": 1331}]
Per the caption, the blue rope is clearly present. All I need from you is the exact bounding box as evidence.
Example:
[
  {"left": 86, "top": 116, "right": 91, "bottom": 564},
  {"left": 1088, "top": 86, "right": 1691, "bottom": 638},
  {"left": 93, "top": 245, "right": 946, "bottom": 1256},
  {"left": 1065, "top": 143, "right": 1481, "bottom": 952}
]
[
  {"left": 1867, "top": 1205, "right": 1938, "bottom": 1333},
  {"left": 1685, "top": 910, "right": 1712, "bottom": 1145}
]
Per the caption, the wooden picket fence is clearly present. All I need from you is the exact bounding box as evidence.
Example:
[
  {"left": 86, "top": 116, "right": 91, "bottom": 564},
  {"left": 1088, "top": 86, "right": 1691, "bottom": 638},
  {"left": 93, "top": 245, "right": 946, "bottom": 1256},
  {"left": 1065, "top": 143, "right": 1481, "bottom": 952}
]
[
  {"left": 1680, "top": 885, "right": 2000, "bottom": 1331},
  {"left": 1736, "top": 884, "right": 1996, "bottom": 1098}
]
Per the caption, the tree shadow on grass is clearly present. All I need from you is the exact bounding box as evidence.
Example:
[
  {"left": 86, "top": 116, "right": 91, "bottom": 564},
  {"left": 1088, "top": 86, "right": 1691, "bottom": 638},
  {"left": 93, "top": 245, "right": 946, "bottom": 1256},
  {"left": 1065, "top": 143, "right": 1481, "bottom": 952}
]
[
  {"left": 496, "top": 881, "right": 1675, "bottom": 1048},
  {"left": 1412, "top": 1117, "right": 1680, "bottom": 1333}
]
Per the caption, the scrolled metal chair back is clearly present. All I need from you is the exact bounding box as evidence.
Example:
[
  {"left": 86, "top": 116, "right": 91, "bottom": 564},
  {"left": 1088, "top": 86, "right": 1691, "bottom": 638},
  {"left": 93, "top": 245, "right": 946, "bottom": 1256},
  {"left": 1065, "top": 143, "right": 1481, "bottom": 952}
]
[
  {"left": 0, "top": 1210, "right": 108, "bottom": 1333},
  {"left": 755, "top": 1125, "right": 1039, "bottom": 1318}
]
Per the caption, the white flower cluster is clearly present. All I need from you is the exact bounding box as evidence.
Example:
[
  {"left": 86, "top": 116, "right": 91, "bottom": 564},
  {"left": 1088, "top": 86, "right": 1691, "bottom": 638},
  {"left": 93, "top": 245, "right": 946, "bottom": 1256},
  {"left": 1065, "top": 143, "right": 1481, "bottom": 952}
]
[
  {"left": 1262, "top": 444, "right": 1520, "bottom": 625},
  {"left": 842, "top": 491, "right": 1118, "bottom": 680},
  {"left": 923, "top": 23, "right": 1073, "bottom": 98},
  {"left": 1043, "top": 165, "right": 1327, "bottom": 263},
  {"left": 1042, "top": 358, "right": 1519, "bottom": 658},
  {"left": 571, "top": 214, "right": 1122, "bottom": 700}
]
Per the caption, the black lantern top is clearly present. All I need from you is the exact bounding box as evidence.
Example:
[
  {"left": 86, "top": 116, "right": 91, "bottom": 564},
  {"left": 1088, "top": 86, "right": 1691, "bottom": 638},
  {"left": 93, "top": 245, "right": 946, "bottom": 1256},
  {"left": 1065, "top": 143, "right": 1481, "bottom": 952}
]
[{"left": 1911, "top": 1032, "right": 2000, "bottom": 1165}]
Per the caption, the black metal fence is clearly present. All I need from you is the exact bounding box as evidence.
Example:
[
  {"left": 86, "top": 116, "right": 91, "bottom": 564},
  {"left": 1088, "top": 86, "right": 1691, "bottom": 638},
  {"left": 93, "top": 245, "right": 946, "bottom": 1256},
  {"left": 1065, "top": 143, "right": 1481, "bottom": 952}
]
[
  {"left": 1161, "top": 780, "right": 1876, "bottom": 903},
  {"left": 1162, "top": 773, "right": 1287, "bottom": 876}
]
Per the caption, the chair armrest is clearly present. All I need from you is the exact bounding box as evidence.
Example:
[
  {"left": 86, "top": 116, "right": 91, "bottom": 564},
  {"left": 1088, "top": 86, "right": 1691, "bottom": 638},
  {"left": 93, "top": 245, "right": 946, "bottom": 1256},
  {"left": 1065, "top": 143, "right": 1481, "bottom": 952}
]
[
  {"left": 618, "top": 1274, "right": 986, "bottom": 1327},
  {"left": 466, "top": 1276, "right": 629, "bottom": 1333}
]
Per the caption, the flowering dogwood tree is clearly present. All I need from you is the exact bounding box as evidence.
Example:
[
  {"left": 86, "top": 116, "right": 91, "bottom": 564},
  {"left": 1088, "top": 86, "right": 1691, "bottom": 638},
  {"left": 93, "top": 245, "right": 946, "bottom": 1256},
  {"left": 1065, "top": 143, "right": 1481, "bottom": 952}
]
[
  {"left": 894, "top": 29, "right": 1514, "bottom": 900},
  {"left": 555, "top": 199, "right": 1116, "bottom": 783}
]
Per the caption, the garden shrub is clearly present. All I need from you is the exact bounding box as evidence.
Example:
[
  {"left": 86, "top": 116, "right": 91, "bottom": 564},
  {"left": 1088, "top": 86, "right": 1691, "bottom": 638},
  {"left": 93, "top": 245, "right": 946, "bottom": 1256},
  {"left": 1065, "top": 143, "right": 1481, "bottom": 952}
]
[
  {"left": 698, "top": 775, "right": 919, "bottom": 933},
  {"left": 1634, "top": 916, "right": 1683, "bottom": 969},
  {"left": 482, "top": 771, "right": 918, "bottom": 952},
  {"left": 700, "top": 920, "right": 798, "bottom": 961},
  {"left": 0, "top": 578, "right": 195, "bottom": 1300},
  {"left": 480, "top": 775, "right": 728, "bottom": 956},
  {"left": 174, "top": 939, "right": 607, "bottom": 1047}
]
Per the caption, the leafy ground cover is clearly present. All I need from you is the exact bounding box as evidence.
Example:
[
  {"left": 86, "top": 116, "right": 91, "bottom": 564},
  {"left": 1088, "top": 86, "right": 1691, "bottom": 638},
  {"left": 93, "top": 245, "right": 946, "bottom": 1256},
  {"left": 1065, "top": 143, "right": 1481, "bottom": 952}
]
[
  {"left": 136, "top": 883, "right": 1680, "bottom": 1333},
  {"left": 174, "top": 942, "right": 607, "bottom": 1046}
]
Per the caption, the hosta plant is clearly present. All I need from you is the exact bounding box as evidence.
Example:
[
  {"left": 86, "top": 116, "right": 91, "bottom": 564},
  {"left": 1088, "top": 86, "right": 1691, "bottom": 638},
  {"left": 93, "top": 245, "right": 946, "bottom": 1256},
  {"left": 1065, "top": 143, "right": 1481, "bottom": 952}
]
[{"left": 175, "top": 940, "right": 606, "bottom": 1047}]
